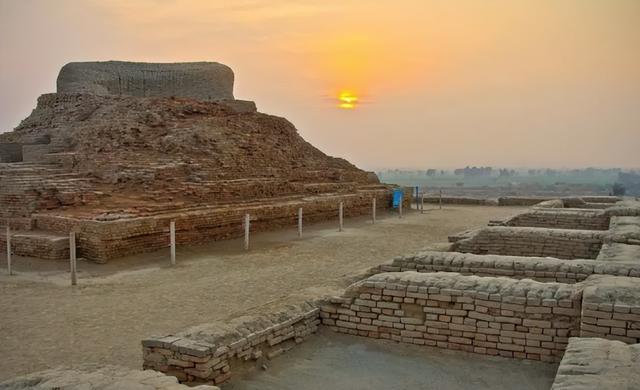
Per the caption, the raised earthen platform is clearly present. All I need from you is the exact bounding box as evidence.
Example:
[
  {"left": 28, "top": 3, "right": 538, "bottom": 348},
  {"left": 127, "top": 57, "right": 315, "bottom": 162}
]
[{"left": 0, "top": 62, "right": 401, "bottom": 263}]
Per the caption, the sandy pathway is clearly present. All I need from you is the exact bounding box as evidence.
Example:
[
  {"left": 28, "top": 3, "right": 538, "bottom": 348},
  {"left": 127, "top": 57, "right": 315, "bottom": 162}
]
[{"left": 0, "top": 205, "right": 523, "bottom": 380}]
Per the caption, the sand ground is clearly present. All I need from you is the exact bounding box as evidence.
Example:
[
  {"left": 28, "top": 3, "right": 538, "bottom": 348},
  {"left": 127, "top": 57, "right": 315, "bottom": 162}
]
[
  {"left": 0, "top": 205, "right": 524, "bottom": 381},
  {"left": 223, "top": 329, "right": 557, "bottom": 390}
]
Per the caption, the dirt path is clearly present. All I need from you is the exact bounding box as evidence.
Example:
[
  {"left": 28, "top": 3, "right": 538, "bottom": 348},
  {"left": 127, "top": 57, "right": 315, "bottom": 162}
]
[{"left": 0, "top": 205, "right": 523, "bottom": 380}]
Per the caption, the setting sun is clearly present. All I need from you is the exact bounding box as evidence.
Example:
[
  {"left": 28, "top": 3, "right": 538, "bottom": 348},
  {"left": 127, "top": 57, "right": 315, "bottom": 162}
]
[{"left": 338, "top": 91, "right": 358, "bottom": 109}]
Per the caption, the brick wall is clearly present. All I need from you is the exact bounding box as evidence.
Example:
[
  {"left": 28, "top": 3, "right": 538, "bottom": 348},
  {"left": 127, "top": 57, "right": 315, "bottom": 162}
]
[
  {"left": 0, "top": 143, "right": 23, "bottom": 162},
  {"left": 551, "top": 337, "right": 640, "bottom": 390},
  {"left": 32, "top": 190, "right": 395, "bottom": 262},
  {"left": 497, "top": 197, "right": 554, "bottom": 206},
  {"left": 608, "top": 216, "right": 640, "bottom": 245},
  {"left": 320, "top": 272, "right": 582, "bottom": 362},
  {"left": 0, "top": 231, "right": 69, "bottom": 260},
  {"left": 376, "top": 251, "right": 640, "bottom": 283},
  {"left": 421, "top": 196, "right": 489, "bottom": 206},
  {"left": 452, "top": 226, "right": 605, "bottom": 259},
  {"left": 501, "top": 209, "right": 610, "bottom": 230},
  {"left": 579, "top": 276, "right": 640, "bottom": 344},
  {"left": 142, "top": 303, "right": 320, "bottom": 386}
]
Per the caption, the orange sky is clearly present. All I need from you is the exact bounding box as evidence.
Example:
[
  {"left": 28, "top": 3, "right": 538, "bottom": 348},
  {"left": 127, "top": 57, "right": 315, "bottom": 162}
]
[{"left": 1, "top": 0, "right": 639, "bottom": 169}]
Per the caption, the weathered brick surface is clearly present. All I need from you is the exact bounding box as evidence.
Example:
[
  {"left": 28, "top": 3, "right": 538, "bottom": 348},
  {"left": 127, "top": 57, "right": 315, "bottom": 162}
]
[
  {"left": 377, "top": 251, "right": 640, "bottom": 283},
  {"left": 596, "top": 242, "right": 640, "bottom": 264},
  {"left": 142, "top": 303, "right": 320, "bottom": 386},
  {"left": 500, "top": 208, "right": 611, "bottom": 230},
  {"left": 551, "top": 337, "right": 640, "bottom": 390},
  {"left": 421, "top": 196, "right": 489, "bottom": 205},
  {"left": 0, "top": 230, "right": 69, "bottom": 260},
  {"left": 57, "top": 61, "right": 235, "bottom": 101},
  {"left": 321, "top": 272, "right": 582, "bottom": 362},
  {"left": 452, "top": 226, "right": 605, "bottom": 259},
  {"left": 28, "top": 190, "right": 394, "bottom": 262},
  {"left": 608, "top": 216, "right": 640, "bottom": 245},
  {"left": 498, "top": 197, "right": 558, "bottom": 206},
  {"left": 579, "top": 275, "right": 640, "bottom": 344}
]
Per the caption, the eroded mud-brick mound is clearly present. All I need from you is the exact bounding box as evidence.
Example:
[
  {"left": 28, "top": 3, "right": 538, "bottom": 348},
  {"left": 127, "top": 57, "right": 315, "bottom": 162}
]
[{"left": 0, "top": 61, "right": 393, "bottom": 262}]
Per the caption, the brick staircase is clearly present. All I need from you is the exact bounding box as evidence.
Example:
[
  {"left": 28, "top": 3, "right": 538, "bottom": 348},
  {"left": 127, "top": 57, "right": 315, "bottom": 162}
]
[{"left": 0, "top": 155, "right": 94, "bottom": 260}]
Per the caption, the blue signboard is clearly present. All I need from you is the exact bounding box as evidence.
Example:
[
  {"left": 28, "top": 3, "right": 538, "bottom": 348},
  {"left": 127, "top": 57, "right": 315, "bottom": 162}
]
[{"left": 392, "top": 189, "right": 403, "bottom": 208}]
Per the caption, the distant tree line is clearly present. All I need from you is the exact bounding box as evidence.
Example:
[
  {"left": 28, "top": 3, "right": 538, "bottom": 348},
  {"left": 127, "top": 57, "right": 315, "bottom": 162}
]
[
  {"left": 453, "top": 166, "right": 493, "bottom": 177},
  {"left": 379, "top": 167, "right": 636, "bottom": 182},
  {"left": 615, "top": 172, "right": 640, "bottom": 196}
]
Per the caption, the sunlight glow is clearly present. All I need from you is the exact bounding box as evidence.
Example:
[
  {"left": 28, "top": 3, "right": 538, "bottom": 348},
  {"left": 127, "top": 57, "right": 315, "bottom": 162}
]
[{"left": 338, "top": 91, "right": 358, "bottom": 109}]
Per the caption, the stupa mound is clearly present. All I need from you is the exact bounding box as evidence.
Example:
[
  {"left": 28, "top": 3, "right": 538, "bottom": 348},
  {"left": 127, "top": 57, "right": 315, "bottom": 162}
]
[
  {"left": 0, "top": 61, "right": 395, "bottom": 262},
  {"left": 57, "top": 61, "right": 235, "bottom": 101}
]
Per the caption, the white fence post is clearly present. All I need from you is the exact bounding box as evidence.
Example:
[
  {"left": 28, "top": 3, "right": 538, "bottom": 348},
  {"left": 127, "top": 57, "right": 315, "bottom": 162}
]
[
  {"left": 298, "top": 207, "right": 303, "bottom": 237},
  {"left": 70, "top": 231, "right": 77, "bottom": 286},
  {"left": 339, "top": 202, "right": 344, "bottom": 232},
  {"left": 170, "top": 221, "right": 176, "bottom": 265},
  {"left": 244, "top": 214, "right": 250, "bottom": 250},
  {"left": 372, "top": 197, "right": 376, "bottom": 224},
  {"left": 6, "top": 226, "right": 12, "bottom": 276}
]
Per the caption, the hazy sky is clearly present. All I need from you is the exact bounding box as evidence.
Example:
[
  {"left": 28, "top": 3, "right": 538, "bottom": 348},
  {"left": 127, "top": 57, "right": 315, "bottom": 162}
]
[{"left": 1, "top": 0, "right": 639, "bottom": 170}]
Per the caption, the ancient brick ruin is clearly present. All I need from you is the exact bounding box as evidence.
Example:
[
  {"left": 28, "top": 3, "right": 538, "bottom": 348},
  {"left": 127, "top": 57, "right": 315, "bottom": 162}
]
[
  {"left": 142, "top": 196, "right": 640, "bottom": 388},
  {"left": 2, "top": 62, "right": 637, "bottom": 390},
  {"left": 0, "top": 61, "right": 396, "bottom": 263}
]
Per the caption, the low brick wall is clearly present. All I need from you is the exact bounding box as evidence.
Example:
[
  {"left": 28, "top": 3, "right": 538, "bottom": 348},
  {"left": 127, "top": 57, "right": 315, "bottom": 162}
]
[
  {"left": 606, "top": 201, "right": 640, "bottom": 217},
  {"left": 551, "top": 337, "right": 640, "bottom": 389},
  {"left": 35, "top": 190, "right": 394, "bottom": 263},
  {"left": 320, "top": 272, "right": 582, "bottom": 362},
  {"left": 376, "top": 251, "right": 640, "bottom": 283},
  {"left": 142, "top": 304, "right": 320, "bottom": 386},
  {"left": 0, "top": 230, "right": 69, "bottom": 260},
  {"left": 609, "top": 216, "right": 640, "bottom": 245},
  {"left": 580, "top": 276, "right": 640, "bottom": 344},
  {"left": 533, "top": 199, "right": 565, "bottom": 208},
  {"left": 581, "top": 196, "right": 621, "bottom": 204},
  {"left": 496, "top": 196, "right": 620, "bottom": 208},
  {"left": 501, "top": 208, "right": 610, "bottom": 230},
  {"left": 452, "top": 226, "right": 605, "bottom": 259},
  {"left": 421, "top": 196, "right": 490, "bottom": 206},
  {"left": 597, "top": 242, "right": 640, "bottom": 263},
  {"left": 497, "top": 197, "right": 554, "bottom": 206}
]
